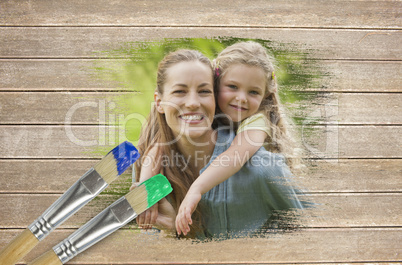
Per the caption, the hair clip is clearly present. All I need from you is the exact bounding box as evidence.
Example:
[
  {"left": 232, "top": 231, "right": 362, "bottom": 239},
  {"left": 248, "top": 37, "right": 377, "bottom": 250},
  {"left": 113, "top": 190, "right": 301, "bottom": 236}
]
[
  {"left": 272, "top": 71, "right": 276, "bottom": 80},
  {"left": 215, "top": 60, "right": 220, "bottom": 77},
  {"left": 215, "top": 67, "right": 220, "bottom": 77}
]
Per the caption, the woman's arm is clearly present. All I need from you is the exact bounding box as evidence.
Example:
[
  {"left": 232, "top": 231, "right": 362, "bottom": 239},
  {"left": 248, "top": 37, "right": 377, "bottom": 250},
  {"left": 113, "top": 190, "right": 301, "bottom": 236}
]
[{"left": 176, "top": 129, "right": 267, "bottom": 235}]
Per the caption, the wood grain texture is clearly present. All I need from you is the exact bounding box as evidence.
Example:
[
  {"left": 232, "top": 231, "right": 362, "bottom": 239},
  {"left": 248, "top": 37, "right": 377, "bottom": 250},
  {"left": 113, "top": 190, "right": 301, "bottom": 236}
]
[
  {"left": 1, "top": 0, "right": 401, "bottom": 28},
  {"left": 1, "top": 159, "right": 401, "bottom": 193},
  {"left": 0, "top": 28, "right": 401, "bottom": 60},
  {"left": 304, "top": 159, "right": 402, "bottom": 193},
  {"left": 0, "top": 194, "right": 400, "bottom": 229},
  {"left": 0, "top": 0, "right": 400, "bottom": 264},
  {"left": 1, "top": 125, "right": 400, "bottom": 158},
  {"left": 1, "top": 92, "right": 400, "bottom": 124},
  {"left": 1, "top": 60, "right": 400, "bottom": 92},
  {"left": 0, "top": 229, "right": 400, "bottom": 264},
  {"left": 0, "top": 160, "right": 130, "bottom": 193}
]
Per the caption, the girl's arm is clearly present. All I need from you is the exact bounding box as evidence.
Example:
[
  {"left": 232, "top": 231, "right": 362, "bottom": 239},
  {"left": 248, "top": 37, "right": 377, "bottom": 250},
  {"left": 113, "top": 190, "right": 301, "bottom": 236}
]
[
  {"left": 130, "top": 145, "right": 162, "bottom": 229},
  {"left": 176, "top": 129, "right": 267, "bottom": 235}
]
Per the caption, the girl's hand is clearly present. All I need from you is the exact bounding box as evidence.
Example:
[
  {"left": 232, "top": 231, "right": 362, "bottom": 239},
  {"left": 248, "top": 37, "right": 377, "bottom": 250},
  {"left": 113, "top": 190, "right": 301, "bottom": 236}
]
[{"left": 175, "top": 191, "right": 201, "bottom": 236}]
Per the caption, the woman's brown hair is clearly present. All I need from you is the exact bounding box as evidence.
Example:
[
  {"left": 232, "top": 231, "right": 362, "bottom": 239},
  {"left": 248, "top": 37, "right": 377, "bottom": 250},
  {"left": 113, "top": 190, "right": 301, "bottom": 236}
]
[{"left": 134, "top": 49, "right": 213, "bottom": 237}]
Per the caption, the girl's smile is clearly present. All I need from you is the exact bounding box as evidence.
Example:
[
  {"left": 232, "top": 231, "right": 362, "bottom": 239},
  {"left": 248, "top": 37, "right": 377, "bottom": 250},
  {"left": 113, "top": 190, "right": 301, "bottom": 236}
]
[{"left": 229, "top": 104, "right": 248, "bottom": 111}]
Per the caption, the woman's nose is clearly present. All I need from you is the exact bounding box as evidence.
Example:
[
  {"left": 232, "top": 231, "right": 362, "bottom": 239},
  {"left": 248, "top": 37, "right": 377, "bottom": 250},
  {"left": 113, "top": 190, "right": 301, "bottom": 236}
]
[{"left": 185, "top": 91, "right": 201, "bottom": 109}]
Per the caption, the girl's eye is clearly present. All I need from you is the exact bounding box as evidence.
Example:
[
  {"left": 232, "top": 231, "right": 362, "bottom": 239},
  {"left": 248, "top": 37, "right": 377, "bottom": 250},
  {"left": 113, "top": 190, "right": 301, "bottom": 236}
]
[
  {"left": 250, "top": 90, "right": 260, "bottom": 95},
  {"left": 228, "top": 85, "right": 237, "bottom": 90}
]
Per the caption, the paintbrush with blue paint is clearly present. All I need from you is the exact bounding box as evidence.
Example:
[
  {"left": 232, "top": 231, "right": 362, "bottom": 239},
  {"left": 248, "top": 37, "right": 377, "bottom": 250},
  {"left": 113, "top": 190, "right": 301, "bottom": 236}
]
[
  {"left": 0, "top": 141, "right": 140, "bottom": 265},
  {"left": 28, "top": 174, "right": 172, "bottom": 265}
]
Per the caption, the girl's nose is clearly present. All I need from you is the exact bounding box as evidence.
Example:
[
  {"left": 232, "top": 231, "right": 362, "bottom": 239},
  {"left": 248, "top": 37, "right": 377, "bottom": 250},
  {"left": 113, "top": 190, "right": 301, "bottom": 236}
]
[{"left": 236, "top": 93, "right": 247, "bottom": 103}]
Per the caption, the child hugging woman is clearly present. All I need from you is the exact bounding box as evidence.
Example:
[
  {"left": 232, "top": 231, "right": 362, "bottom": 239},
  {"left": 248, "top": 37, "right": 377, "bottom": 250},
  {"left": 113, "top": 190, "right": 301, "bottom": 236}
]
[
  {"left": 133, "top": 42, "right": 305, "bottom": 239},
  {"left": 175, "top": 41, "right": 304, "bottom": 236}
]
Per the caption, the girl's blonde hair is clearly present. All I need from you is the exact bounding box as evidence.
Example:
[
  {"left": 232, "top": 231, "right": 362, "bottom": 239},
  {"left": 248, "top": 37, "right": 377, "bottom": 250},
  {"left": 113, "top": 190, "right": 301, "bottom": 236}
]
[
  {"left": 215, "top": 41, "right": 303, "bottom": 170},
  {"left": 134, "top": 49, "right": 213, "bottom": 237}
]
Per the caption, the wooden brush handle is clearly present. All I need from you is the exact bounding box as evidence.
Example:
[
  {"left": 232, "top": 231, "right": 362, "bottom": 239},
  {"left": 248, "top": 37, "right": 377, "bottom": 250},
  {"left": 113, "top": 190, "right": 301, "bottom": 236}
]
[
  {"left": 28, "top": 249, "right": 62, "bottom": 265},
  {"left": 0, "top": 228, "right": 39, "bottom": 265}
]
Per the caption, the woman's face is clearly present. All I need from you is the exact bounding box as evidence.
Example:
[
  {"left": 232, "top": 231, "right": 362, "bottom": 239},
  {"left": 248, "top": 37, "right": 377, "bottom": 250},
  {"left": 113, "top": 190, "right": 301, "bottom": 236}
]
[{"left": 155, "top": 61, "right": 215, "bottom": 141}]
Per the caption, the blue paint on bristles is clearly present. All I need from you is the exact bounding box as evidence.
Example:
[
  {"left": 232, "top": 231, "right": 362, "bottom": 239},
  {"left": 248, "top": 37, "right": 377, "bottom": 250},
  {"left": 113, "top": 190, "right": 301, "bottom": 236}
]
[{"left": 111, "top": 141, "right": 140, "bottom": 175}]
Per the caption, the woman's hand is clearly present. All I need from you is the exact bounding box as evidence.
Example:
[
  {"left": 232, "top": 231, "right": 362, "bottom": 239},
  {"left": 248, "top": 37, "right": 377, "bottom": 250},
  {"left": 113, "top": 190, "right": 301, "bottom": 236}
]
[
  {"left": 153, "top": 197, "right": 176, "bottom": 233},
  {"left": 175, "top": 191, "right": 201, "bottom": 236},
  {"left": 131, "top": 183, "right": 176, "bottom": 233},
  {"left": 130, "top": 182, "right": 158, "bottom": 230},
  {"left": 137, "top": 204, "right": 158, "bottom": 230}
]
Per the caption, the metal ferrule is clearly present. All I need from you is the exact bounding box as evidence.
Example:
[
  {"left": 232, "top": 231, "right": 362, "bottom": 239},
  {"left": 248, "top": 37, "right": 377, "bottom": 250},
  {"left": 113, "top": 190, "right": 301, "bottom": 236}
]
[
  {"left": 53, "top": 196, "right": 137, "bottom": 264},
  {"left": 28, "top": 168, "right": 108, "bottom": 241}
]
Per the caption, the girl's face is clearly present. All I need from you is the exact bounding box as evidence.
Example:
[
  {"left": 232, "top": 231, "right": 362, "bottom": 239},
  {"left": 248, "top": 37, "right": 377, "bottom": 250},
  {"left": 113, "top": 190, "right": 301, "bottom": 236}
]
[
  {"left": 217, "top": 63, "right": 266, "bottom": 123},
  {"left": 155, "top": 61, "right": 215, "bottom": 140}
]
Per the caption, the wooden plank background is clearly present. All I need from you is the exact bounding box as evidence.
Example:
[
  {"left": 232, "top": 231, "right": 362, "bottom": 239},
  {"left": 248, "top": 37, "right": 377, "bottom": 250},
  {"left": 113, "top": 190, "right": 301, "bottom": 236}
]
[{"left": 0, "top": 1, "right": 401, "bottom": 264}]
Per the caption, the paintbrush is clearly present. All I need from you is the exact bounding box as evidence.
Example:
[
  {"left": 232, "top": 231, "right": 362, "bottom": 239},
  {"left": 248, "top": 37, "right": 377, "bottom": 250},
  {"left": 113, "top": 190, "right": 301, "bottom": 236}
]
[
  {"left": 0, "top": 141, "right": 140, "bottom": 265},
  {"left": 28, "top": 174, "right": 172, "bottom": 265}
]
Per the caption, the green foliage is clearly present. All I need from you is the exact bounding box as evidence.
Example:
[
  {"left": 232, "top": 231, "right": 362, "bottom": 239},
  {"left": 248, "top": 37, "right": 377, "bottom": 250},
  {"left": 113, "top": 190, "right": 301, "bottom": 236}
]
[{"left": 91, "top": 37, "right": 325, "bottom": 151}]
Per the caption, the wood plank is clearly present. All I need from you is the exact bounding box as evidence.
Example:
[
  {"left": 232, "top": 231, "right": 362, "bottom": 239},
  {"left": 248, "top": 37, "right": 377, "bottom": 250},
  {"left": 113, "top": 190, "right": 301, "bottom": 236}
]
[
  {"left": 292, "top": 92, "right": 402, "bottom": 125},
  {"left": 0, "top": 228, "right": 400, "bottom": 264},
  {"left": 1, "top": 0, "right": 400, "bottom": 28},
  {"left": 0, "top": 125, "right": 400, "bottom": 158},
  {"left": 318, "top": 60, "right": 402, "bottom": 93},
  {"left": 1, "top": 92, "right": 401, "bottom": 125},
  {"left": 0, "top": 92, "right": 136, "bottom": 125},
  {"left": 1, "top": 60, "right": 400, "bottom": 92},
  {"left": 0, "top": 159, "right": 133, "bottom": 194},
  {"left": 300, "top": 125, "right": 401, "bottom": 159},
  {"left": 304, "top": 159, "right": 402, "bottom": 193},
  {"left": 1, "top": 28, "right": 401, "bottom": 60},
  {"left": 0, "top": 59, "right": 116, "bottom": 90},
  {"left": 0, "top": 193, "right": 401, "bottom": 229},
  {"left": 1, "top": 159, "right": 401, "bottom": 193}
]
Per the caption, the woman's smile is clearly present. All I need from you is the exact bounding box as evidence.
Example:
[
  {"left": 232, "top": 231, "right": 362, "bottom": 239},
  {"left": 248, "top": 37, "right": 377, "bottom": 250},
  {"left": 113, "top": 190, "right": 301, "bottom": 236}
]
[
  {"left": 155, "top": 60, "right": 215, "bottom": 139},
  {"left": 179, "top": 113, "right": 205, "bottom": 123}
]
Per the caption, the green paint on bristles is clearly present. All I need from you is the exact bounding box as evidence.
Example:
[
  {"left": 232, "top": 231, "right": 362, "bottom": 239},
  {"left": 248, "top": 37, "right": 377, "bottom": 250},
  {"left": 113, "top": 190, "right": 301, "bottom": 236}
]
[{"left": 140, "top": 174, "right": 173, "bottom": 207}]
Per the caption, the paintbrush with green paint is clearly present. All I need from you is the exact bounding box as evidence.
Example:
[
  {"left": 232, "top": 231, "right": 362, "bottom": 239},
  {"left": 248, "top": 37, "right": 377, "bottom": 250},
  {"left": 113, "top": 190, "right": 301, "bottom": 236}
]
[
  {"left": 0, "top": 141, "right": 140, "bottom": 265},
  {"left": 28, "top": 174, "right": 172, "bottom": 265}
]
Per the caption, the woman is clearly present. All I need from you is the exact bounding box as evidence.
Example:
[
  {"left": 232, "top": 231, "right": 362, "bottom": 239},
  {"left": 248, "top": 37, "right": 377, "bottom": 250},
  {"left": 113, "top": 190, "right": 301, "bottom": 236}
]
[{"left": 132, "top": 48, "right": 305, "bottom": 239}]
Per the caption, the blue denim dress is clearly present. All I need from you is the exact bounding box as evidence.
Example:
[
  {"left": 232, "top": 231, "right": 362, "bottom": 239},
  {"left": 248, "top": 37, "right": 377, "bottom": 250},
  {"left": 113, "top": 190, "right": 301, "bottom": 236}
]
[{"left": 199, "top": 126, "right": 307, "bottom": 239}]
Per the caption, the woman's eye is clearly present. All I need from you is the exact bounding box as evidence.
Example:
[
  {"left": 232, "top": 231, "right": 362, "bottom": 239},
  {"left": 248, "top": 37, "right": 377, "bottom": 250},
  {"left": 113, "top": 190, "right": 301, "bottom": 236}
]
[
  {"left": 173, "top": 90, "right": 185, "bottom": 94},
  {"left": 200, "top": 89, "right": 212, "bottom": 94}
]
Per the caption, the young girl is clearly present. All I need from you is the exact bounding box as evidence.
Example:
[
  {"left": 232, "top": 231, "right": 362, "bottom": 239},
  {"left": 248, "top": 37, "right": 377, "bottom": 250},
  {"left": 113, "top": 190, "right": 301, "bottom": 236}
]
[{"left": 175, "top": 41, "right": 301, "bottom": 236}]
